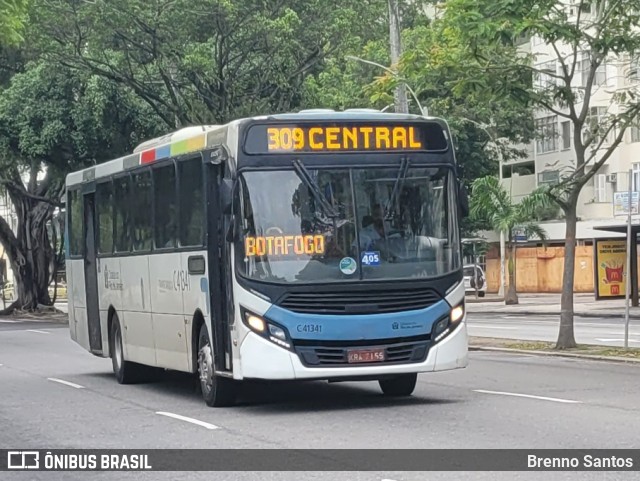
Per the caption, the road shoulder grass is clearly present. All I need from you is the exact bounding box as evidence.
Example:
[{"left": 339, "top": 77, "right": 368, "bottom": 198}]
[{"left": 470, "top": 336, "right": 640, "bottom": 360}]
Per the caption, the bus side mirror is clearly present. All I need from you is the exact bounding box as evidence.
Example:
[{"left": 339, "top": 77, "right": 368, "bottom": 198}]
[
  {"left": 221, "top": 178, "right": 234, "bottom": 215},
  {"left": 459, "top": 183, "right": 469, "bottom": 218}
]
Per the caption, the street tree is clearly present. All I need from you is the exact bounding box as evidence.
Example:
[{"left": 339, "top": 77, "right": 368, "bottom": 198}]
[
  {"left": 32, "top": 0, "right": 388, "bottom": 128},
  {"left": 470, "top": 176, "right": 550, "bottom": 304},
  {"left": 0, "top": 59, "right": 163, "bottom": 313},
  {"left": 439, "top": 0, "right": 640, "bottom": 348},
  {"left": 364, "top": 21, "right": 535, "bottom": 235}
]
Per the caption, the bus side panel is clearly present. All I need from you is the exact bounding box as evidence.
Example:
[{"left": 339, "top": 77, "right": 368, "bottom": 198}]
[
  {"left": 97, "top": 257, "right": 125, "bottom": 359},
  {"left": 69, "top": 258, "right": 90, "bottom": 351},
  {"left": 120, "top": 255, "right": 156, "bottom": 366},
  {"left": 149, "top": 252, "right": 189, "bottom": 372},
  {"left": 181, "top": 250, "right": 209, "bottom": 373}
]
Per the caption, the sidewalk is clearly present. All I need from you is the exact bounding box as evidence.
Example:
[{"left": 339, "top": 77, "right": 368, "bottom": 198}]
[{"left": 466, "top": 292, "right": 640, "bottom": 319}]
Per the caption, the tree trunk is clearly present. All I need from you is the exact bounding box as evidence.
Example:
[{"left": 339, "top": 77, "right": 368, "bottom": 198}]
[
  {"left": 557, "top": 200, "right": 578, "bottom": 349},
  {"left": 0, "top": 196, "right": 55, "bottom": 314},
  {"left": 505, "top": 241, "right": 519, "bottom": 305}
]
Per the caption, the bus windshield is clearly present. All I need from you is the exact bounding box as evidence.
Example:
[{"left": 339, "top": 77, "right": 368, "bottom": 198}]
[{"left": 237, "top": 164, "right": 460, "bottom": 284}]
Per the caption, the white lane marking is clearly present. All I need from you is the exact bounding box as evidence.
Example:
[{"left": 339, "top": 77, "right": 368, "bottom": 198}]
[
  {"left": 26, "top": 329, "right": 50, "bottom": 334},
  {"left": 0, "top": 320, "right": 20, "bottom": 323},
  {"left": 0, "top": 364, "right": 3, "bottom": 367},
  {"left": 155, "top": 412, "right": 220, "bottom": 430},
  {"left": 595, "top": 338, "right": 640, "bottom": 343},
  {"left": 468, "top": 326, "right": 518, "bottom": 330},
  {"left": 474, "top": 389, "right": 582, "bottom": 404},
  {"left": 47, "top": 378, "right": 84, "bottom": 389}
]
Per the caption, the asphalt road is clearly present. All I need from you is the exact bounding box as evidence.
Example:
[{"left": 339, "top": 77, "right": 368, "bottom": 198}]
[
  {"left": 1, "top": 319, "right": 640, "bottom": 481},
  {"left": 467, "top": 312, "right": 640, "bottom": 347}
]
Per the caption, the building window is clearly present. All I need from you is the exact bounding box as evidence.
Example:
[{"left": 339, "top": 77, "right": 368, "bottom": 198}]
[
  {"left": 536, "top": 115, "right": 558, "bottom": 154},
  {"left": 594, "top": 174, "right": 606, "bottom": 202},
  {"left": 585, "top": 106, "right": 609, "bottom": 146},
  {"left": 561, "top": 121, "right": 571, "bottom": 150},
  {"left": 534, "top": 61, "right": 557, "bottom": 89},
  {"left": 633, "top": 163, "right": 640, "bottom": 192},
  {"left": 580, "top": 1, "right": 592, "bottom": 14},
  {"left": 538, "top": 170, "right": 560, "bottom": 186},
  {"left": 580, "top": 51, "right": 606, "bottom": 87},
  {"left": 630, "top": 58, "right": 639, "bottom": 81},
  {"left": 630, "top": 121, "right": 640, "bottom": 143}
]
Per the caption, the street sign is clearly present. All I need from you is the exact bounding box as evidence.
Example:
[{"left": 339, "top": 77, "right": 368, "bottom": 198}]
[
  {"left": 613, "top": 191, "right": 639, "bottom": 216},
  {"left": 513, "top": 226, "right": 527, "bottom": 243}
]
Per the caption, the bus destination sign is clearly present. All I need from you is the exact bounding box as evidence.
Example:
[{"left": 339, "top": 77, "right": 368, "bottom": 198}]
[{"left": 243, "top": 122, "right": 448, "bottom": 154}]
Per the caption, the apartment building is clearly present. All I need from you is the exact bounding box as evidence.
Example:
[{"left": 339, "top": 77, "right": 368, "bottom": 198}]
[{"left": 485, "top": 2, "right": 640, "bottom": 292}]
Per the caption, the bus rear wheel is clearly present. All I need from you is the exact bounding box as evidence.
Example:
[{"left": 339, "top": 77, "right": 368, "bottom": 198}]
[
  {"left": 110, "top": 313, "right": 155, "bottom": 384},
  {"left": 379, "top": 373, "right": 417, "bottom": 397},
  {"left": 197, "top": 323, "right": 237, "bottom": 407}
]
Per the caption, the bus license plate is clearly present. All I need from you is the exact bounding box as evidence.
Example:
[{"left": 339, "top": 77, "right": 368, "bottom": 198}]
[{"left": 347, "top": 348, "right": 385, "bottom": 364}]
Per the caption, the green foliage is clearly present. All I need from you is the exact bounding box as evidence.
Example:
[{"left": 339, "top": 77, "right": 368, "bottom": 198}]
[
  {"left": 470, "top": 176, "right": 549, "bottom": 243},
  {"left": 0, "top": 60, "right": 164, "bottom": 180},
  {"left": 31, "top": 0, "right": 389, "bottom": 127},
  {"left": 0, "top": 0, "right": 28, "bottom": 45}
]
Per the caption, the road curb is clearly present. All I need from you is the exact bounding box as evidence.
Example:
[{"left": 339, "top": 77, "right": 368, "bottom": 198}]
[
  {"left": 466, "top": 310, "right": 640, "bottom": 320},
  {"left": 470, "top": 345, "right": 640, "bottom": 364}
]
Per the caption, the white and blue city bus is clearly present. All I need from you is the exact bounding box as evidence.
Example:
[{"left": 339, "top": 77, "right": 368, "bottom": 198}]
[{"left": 65, "top": 110, "right": 469, "bottom": 407}]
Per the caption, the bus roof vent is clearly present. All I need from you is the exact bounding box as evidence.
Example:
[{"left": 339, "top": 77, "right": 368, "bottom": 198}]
[
  {"left": 343, "top": 108, "right": 380, "bottom": 113},
  {"left": 133, "top": 126, "right": 213, "bottom": 153},
  {"left": 297, "top": 109, "right": 335, "bottom": 114}
]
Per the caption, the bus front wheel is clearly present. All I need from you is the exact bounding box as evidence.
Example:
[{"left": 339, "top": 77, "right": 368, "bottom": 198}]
[
  {"left": 197, "top": 324, "right": 237, "bottom": 407},
  {"left": 379, "top": 373, "right": 417, "bottom": 397}
]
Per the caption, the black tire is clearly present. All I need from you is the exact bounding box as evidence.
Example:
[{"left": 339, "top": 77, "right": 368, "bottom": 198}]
[
  {"left": 110, "top": 313, "right": 156, "bottom": 384},
  {"left": 197, "top": 323, "right": 237, "bottom": 407},
  {"left": 379, "top": 373, "right": 417, "bottom": 397}
]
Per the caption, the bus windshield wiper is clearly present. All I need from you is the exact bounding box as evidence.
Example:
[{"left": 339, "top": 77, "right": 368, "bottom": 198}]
[
  {"left": 292, "top": 159, "right": 340, "bottom": 218},
  {"left": 384, "top": 157, "right": 410, "bottom": 220}
]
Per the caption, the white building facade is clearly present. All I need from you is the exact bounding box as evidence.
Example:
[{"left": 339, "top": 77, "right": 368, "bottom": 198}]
[{"left": 500, "top": 3, "right": 640, "bottom": 244}]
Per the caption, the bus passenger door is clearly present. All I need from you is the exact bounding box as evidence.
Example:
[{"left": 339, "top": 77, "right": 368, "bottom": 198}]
[
  {"left": 206, "top": 159, "right": 233, "bottom": 374},
  {"left": 83, "top": 192, "right": 102, "bottom": 353}
]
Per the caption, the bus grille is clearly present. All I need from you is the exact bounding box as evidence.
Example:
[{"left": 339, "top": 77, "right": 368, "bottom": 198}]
[
  {"left": 277, "top": 287, "right": 441, "bottom": 315},
  {"left": 294, "top": 337, "right": 430, "bottom": 367}
]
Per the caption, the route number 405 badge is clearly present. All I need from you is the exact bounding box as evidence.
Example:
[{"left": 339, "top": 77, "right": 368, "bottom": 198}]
[{"left": 361, "top": 251, "right": 380, "bottom": 266}]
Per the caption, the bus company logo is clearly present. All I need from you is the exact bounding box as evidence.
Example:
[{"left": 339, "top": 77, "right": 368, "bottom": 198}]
[
  {"left": 7, "top": 451, "right": 40, "bottom": 469},
  {"left": 392, "top": 322, "right": 399, "bottom": 330}
]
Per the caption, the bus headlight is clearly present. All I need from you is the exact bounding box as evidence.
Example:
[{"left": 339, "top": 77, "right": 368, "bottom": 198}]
[
  {"left": 433, "top": 303, "right": 465, "bottom": 344},
  {"left": 242, "top": 308, "right": 293, "bottom": 351},
  {"left": 246, "top": 313, "right": 266, "bottom": 333},
  {"left": 450, "top": 304, "right": 464, "bottom": 324}
]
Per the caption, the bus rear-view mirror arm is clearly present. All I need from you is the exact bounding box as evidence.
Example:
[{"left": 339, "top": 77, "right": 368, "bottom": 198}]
[
  {"left": 458, "top": 182, "right": 469, "bottom": 219},
  {"left": 221, "top": 178, "right": 234, "bottom": 215}
]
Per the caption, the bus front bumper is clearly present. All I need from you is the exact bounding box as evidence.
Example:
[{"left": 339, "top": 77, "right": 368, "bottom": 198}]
[{"left": 237, "top": 320, "right": 468, "bottom": 381}]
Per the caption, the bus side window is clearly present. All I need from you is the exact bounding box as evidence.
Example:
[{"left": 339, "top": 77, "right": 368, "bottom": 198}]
[
  {"left": 114, "top": 176, "right": 132, "bottom": 253},
  {"left": 178, "top": 158, "right": 204, "bottom": 247},
  {"left": 69, "top": 189, "right": 83, "bottom": 256},
  {"left": 132, "top": 170, "right": 153, "bottom": 251},
  {"left": 153, "top": 163, "right": 178, "bottom": 249},
  {"left": 96, "top": 181, "right": 114, "bottom": 254}
]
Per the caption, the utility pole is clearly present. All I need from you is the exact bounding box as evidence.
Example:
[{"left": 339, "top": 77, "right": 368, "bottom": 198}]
[{"left": 388, "top": 0, "right": 408, "bottom": 114}]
